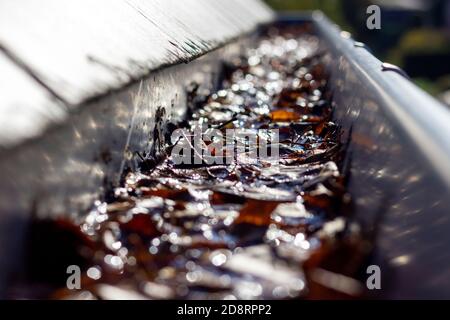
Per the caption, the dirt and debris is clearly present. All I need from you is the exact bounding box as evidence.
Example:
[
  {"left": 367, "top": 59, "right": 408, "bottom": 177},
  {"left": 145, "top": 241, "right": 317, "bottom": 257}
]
[{"left": 9, "top": 26, "right": 372, "bottom": 300}]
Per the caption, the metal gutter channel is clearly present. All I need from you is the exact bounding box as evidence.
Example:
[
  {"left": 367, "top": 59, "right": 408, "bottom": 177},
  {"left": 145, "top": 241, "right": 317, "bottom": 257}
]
[
  {"left": 309, "top": 13, "right": 450, "bottom": 298},
  {"left": 0, "top": 5, "right": 449, "bottom": 298}
]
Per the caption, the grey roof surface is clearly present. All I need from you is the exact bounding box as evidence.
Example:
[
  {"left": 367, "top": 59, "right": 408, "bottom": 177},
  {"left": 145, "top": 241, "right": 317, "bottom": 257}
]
[{"left": 0, "top": 0, "right": 274, "bottom": 148}]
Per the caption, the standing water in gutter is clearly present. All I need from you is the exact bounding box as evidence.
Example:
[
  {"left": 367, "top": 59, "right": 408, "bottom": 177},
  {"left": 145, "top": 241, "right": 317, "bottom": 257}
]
[{"left": 9, "top": 25, "right": 372, "bottom": 300}]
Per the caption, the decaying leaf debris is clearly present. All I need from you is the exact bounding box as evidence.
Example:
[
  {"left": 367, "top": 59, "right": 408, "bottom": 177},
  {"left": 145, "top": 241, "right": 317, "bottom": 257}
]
[{"left": 10, "top": 26, "right": 371, "bottom": 300}]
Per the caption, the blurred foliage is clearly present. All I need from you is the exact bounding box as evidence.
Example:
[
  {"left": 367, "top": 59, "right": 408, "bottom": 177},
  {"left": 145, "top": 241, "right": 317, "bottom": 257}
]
[
  {"left": 264, "top": 0, "right": 450, "bottom": 100},
  {"left": 437, "top": 74, "right": 450, "bottom": 90},
  {"left": 264, "top": 0, "right": 352, "bottom": 31},
  {"left": 414, "top": 75, "right": 450, "bottom": 100},
  {"left": 385, "top": 29, "right": 450, "bottom": 97},
  {"left": 387, "top": 28, "right": 450, "bottom": 66},
  {"left": 414, "top": 78, "right": 441, "bottom": 96}
]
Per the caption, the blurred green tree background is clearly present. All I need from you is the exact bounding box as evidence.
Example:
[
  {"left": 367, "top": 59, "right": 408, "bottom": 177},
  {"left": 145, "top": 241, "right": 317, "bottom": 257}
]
[
  {"left": 264, "top": 0, "right": 450, "bottom": 104},
  {"left": 265, "top": 0, "right": 349, "bottom": 29}
]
